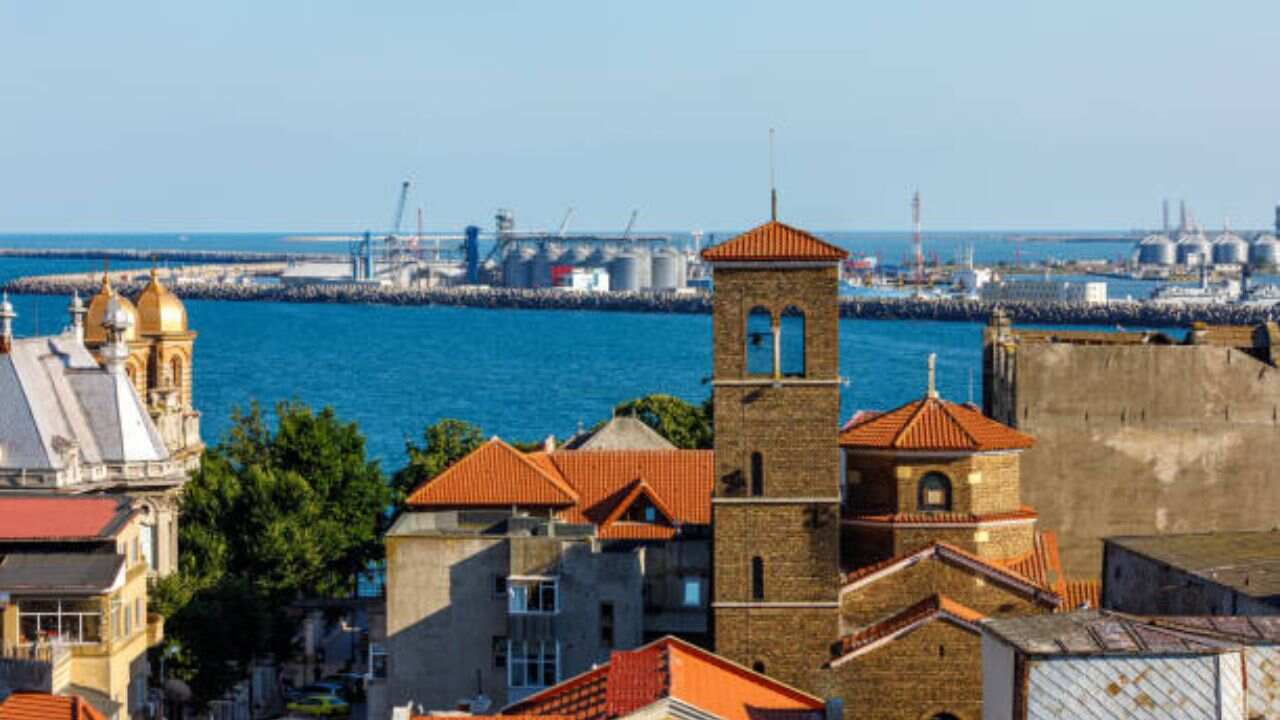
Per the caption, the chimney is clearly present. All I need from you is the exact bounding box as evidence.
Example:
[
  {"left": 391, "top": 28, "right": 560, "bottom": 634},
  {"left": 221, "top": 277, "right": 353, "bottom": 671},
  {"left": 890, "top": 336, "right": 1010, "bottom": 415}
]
[
  {"left": 68, "top": 292, "right": 86, "bottom": 342},
  {"left": 543, "top": 434, "right": 556, "bottom": 452},
  {"left": 0, "top": 292, "right": 14, "bottom": 354}
]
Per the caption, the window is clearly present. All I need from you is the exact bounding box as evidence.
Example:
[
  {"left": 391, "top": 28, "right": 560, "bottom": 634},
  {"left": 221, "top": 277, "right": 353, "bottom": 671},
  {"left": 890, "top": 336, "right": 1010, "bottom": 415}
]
[
  {"left": 494, "top": 575, "right": 508, "bottom": 599},
  {"left": 508, "top": 640, "right": 559, "bottom": 689},
  {"left": 17, "top": 598, "right": 103, "bottom": 645},
  {"left": 917, "top": 473, "right": 952, "bottom": 512},
  {"left": 623, "top": 498, "right": 661, "bottom": 524},
  {"left": 111, "top": 598, "right": 122, "bottom": 639},
  {"left": 600, "top": 602, "right": 615, "bottom": 647},
  {"left": 753, "top": 661, "right": 766, "bottom": 674},
  {"left": 508, "top": 577, "right": 558, "bottom": 614},
  {"left": 493, "top": 636, "right": 508, "bottom": 668},
  {"left": 124, "top": 604, "right": 133, "bottom": 637},
  {"left": 135, "top": 598, "right": 143, "bottom": 629},
  {"left": 750, "top": 452, "right": 764, "bottom": 496},
  {"left": 780, "top": 306, "right": 806, "bottom": 377},
  {"left": 751, "top": 557, "right": 764, "bottom": 600},
  {"left": 682, "top": 578, "right": 702, "bottom": 608},
  {"left": 170, "top": 357, "right": 183, "bottom": 392},
  {"left": 746, "top": 306, "right": 774, "bottom": 376}
]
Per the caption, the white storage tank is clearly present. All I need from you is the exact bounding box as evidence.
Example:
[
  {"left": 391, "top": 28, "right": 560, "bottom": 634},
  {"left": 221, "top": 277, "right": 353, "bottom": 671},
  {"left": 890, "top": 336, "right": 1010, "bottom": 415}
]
[
  {"left": 1137, "top": 234, "right": 1175, "bottom": 266},
  {"left": 650, "top": 250, "right": 680, "bottom": 290},
  {"left": 609, "top": 253, "right": 641, "bottom": 292},
  {"left": 1251, "top": 234, "right": 1280, "bottom": 267},
  {"left": 1176, "top": 232, "right": 1211, "bottom": 266},
  {"left": 1212, "top": 232, "right": 1248, "bottom": 265}
]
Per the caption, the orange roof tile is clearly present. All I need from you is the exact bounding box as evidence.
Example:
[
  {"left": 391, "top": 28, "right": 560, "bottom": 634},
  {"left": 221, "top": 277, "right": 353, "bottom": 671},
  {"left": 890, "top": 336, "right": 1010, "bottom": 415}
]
[
  {"left": 504, "top": 636, "right": 824, "bottom": 720},
  {"left": 1058, "top": 579, "right": 1101, "bottom": 611},
  {"left": 0, "top": 496, "right": 134, "bottom": 541},
  {"left": 839, "top": 396, "right": 1034, "bottom": 452},
  {"left": 404, "top": 438, "right": 579, "bottom": 507},
  {"left": 828, "top": 595, "right": 984, "bottom": 666},
  {"left": 701, "top": 221, "right": 848, "bottom": 263},
  {"left": 0, "top": 692, "right": 106, "bottom": 720},
  {"left": 845, "top": 507, "right": 1039, "bottom": 526},
  {"left": 599, "top": 479, "right": 678, "bottom": 529},
  {"left": 999, "top": 531, "right": 1062, "bottom": 589},
  {"left": 841, "top": 541, "right": 1061, "bottom": 607}
]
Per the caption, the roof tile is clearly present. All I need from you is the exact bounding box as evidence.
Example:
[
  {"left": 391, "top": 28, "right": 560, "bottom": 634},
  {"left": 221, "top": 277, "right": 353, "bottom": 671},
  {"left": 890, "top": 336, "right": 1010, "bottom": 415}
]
[
  {"left": 0, "top": 692, "right": 107, "bottom": 720},
  {"left": 829, "top": 595, "right": 984, "bottom": 665},
  {"left": 0, "top": 496, "right": 133, "bottom": 541},
  {"left": 701, "top": 221, "right": 848, "bottom": 263},
  {"left": 404, "top": 438, "right": 579, "bottom": 507},
  {"left": 839, "top": 396, "right": 1034, "bottom": 452}
]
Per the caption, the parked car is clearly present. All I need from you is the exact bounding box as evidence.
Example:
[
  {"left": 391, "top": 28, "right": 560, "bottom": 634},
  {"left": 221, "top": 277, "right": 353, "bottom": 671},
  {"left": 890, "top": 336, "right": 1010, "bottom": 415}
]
[
  {"left": 284, "top": 681, "right": 344, "bottom": 703},
  {"left": 286, "top": 694, "right": 350, "bottom": 717}
]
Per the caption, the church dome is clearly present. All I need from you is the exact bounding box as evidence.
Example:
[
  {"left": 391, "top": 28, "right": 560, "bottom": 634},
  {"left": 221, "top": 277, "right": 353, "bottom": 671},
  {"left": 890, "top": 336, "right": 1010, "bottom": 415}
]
[
  {"left": 135, "top": 268, "right": 188, "bottom": 335},
  {"left": 85, "top": 274, "right": 139, "bottom": 343}
]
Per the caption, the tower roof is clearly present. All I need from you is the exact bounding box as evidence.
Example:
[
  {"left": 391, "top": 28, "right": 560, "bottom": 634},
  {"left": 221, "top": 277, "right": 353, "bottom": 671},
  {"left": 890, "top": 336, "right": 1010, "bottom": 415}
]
[
  {"left": 700, "top": 220, "right": 848, "bottom": 263},
  {"left": 85, "top": 274, "right": 138, "bottom": 344},
  {"left": 136, "top": 267, "right": 188, "bottom": 335},
  {"left": 839, "top": 396, "right": 1034, "bottom": 452}
]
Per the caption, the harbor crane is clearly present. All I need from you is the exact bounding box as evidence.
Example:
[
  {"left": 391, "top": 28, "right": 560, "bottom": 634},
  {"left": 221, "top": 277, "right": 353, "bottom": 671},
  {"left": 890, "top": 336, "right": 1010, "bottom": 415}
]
[
  {"left": 389, "top": 180, "right": 410, "bottom": 239},
  {"left": 622, "top": 209, "right": 639, "bottom": 240},
  {"left": 557, "top": 207, "right": 575, "bottom": 238}
]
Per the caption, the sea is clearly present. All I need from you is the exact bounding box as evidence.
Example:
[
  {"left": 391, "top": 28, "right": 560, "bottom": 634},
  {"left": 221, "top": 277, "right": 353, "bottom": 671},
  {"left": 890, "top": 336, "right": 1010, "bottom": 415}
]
[{"left": 0, "top": 230, "right": 1155, "bottom": 468}]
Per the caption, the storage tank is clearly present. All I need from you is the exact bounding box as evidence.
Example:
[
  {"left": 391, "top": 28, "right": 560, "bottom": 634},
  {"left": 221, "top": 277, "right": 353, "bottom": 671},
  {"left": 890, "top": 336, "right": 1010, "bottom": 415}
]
[
  {"left": 530, "top": 244, "right": 563, "bottom": 288},
  {"left": 587, "top": 245, "right": 617, "bottom": 267},
  {"left": 635, "top": 249, "right": 652, "bottom": 290},
  {"left": 1251, "top": 234, "right": 1280, "bottom": 267},
  {"left": 503, "top": 248, "right": 534, "bottom": 288},
  {"left": 1212, "top": 232, "right": 1248, "bottom": 265},
  {"left": 609, "top": 253, "right": 641, "bottom": 292},
  {"left": 1137, "top": 234, "right": 1175, "bottom": 266},
  {"left": 1176, "top": 232, "right": 1211, "bottom": 266},
  {"left": 565, "top": 244, "right": 591, "bottom": 264},
  {"left": 650, "top": 250, "right": 680, "bottom": 290}
]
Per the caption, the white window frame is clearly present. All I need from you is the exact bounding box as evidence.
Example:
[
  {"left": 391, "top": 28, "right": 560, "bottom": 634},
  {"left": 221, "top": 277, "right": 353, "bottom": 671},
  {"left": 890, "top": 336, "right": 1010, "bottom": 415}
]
[
  {"left": 507, "top": 575, "right": 559, "bottom": 615},
  {"left": 16, "top": 597, "right": 104, "bottom": 645},
  {"left": 506, "top": 639, "right": 560, "bottom": 689}
]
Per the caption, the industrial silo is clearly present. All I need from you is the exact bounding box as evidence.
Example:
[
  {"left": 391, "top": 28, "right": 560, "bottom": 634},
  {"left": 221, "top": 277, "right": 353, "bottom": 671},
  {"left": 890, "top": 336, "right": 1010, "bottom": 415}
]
[
  {"left": 610, "top": 253, "right": 641, "bottom": 292},
  {"left": 1252, "top": 234, "right": 1280, "bottom": 267},
  {"left": 1137, "top": 234, "right": 1175, "bottom": 266},
  {"left": 565, "top": 243, "right": 591, "bottom": 265},
  {"left": 1176, "top": 232, "right": 1211, "bottom": 266},
  {"left": 503, "top": 247, "right": 534, "bottom": 288},
  {"left": 1212, "top": 232, "right": 1249, "bottom": 265},
  {"left": 650, "top": 250, "right": 679, "bottom": 291},
  {"left": 530, "top": 244, "right": 563, "bottom": 288},
  {"left": 635, "top": 248, "right": 653, "bottom": 290}
]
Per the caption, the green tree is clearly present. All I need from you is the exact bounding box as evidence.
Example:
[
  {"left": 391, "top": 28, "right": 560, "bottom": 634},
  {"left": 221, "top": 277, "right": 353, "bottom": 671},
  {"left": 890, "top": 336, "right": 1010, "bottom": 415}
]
[
  {"left": 155, "top": 400, "right": 389, "bottom": 705},
  {"left": 613, "top": 393, "right": 713, "bottom": 449},
  {"left": 391, "top": 418, "right": 485, "bottom": 509}
]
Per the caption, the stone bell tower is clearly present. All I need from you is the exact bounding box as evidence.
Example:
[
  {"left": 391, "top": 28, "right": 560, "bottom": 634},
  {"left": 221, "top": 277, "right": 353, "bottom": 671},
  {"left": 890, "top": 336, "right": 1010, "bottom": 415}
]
[{"left": 703, "top": 219, "right": 847, "bottom": 689}]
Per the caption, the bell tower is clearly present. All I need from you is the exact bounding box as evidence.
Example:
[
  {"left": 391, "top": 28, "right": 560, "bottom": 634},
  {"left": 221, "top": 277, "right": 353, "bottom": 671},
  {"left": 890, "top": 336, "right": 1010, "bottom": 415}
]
[{"left": 704, "top": 220, "right": 846, "bottom": 689}]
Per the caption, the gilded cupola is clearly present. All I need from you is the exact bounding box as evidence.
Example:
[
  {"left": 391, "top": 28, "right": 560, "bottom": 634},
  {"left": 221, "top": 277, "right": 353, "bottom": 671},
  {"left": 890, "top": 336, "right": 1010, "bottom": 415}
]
[
  {"left": 135, "top": 267, "right": 188, "bottom": 335},
  {"left": 85, "top": 273, "right": 139, "bottom": 344}
]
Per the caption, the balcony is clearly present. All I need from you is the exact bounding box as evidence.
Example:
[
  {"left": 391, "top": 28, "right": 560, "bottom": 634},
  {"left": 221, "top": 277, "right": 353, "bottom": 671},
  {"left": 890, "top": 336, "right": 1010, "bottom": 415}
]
[{"left": 0, "top": 642, "right": 72, "bottom": 694}]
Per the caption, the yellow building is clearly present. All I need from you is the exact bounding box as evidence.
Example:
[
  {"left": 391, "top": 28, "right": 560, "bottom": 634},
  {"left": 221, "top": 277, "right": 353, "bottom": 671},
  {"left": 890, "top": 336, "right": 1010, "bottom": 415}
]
[{"left": 0, "top": 495, "right": 162, "bottom": 720}]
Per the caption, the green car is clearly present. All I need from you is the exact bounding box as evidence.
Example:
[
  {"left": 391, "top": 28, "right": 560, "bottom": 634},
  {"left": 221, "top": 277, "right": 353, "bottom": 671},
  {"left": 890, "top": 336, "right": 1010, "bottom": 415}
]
[{"left": 286, "top": 694, "right": 351, "bottom": 716}]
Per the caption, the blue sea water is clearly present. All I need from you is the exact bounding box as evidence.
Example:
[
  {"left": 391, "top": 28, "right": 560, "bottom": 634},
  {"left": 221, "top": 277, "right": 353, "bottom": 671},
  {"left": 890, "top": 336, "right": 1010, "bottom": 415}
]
[{"left": 0, "top": 232, "right": 1148, "bottom": 467}]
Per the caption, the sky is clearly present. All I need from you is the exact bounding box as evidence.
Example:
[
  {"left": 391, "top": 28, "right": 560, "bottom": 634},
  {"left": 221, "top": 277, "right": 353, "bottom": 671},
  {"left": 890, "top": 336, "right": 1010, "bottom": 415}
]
[{"left": 1, "top": 1, "right": 1278, "bottom": 233}]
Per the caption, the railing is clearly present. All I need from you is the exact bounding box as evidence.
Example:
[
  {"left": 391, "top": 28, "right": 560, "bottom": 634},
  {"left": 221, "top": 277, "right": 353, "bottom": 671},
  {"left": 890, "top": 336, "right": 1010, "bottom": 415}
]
[{"left": 0, "top": 642, "right": 72, "bottom": 694}]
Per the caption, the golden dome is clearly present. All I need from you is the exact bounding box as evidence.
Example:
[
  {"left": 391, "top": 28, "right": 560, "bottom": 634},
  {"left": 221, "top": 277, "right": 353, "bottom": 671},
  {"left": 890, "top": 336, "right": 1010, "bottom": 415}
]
[
  {"left": 135, "top": 267, "right": 188, "bottom": 335},
  {"left": 85, "top": 273, "right": 139, "bottom": 344}
]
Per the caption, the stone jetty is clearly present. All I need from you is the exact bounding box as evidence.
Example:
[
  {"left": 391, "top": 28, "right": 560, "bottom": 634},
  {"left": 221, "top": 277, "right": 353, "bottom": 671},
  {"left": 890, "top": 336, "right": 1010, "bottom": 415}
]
[
  {"left": 0, "top": 247, "right": 340, "bottom": 263},
  {"left": 4, "top": 273, "right": 1277, "bottom": 328}
]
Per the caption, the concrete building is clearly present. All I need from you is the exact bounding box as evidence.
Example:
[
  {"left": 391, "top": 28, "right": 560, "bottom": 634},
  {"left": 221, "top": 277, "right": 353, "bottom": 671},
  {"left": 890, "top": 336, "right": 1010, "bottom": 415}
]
[
  {"left": 979, "top": 279, "right": 1107, "bottom": 305},
  {"left": 0, "top": 496, "right": 162, "bottom": 720},
  {"left": 378, "top": 439, "right": 712, "bottom": 714},
  {"left": 1102, "top": 531, "right": 1280, "bottom": 616},
  {"left": 982, "top": 611, "right": 1249, "bottom": 719},
  {"left": 498, "top": 635, "right": 829, "bottom": 720},
  {"left": 984, "top": 312, "right": 1280, "bottom": 577},
  {"left": 0, "top": 272, "right": 202, "bottom": 577}
]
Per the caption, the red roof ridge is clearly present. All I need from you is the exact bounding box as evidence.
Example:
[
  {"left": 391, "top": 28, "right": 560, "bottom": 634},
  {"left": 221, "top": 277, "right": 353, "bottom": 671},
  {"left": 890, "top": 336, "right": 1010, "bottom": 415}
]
[
  {"left": 844, "top": 506, "right": 1039, "bottom": 526},
  {"left": 405, "top": 437, "right": 578, "bottom": 507},
  {"left": 936, "top": 398, "right": 982, "bottom": 448},
  {"left": 598, "top": 477, "right": 680, "bottom": 530},
  {"left": 827, "top": 594, "right": 984, "bottom": 666},
  {"left": 841, "top": 541, "right": 1060, "bottom": 607},
  {"left": 839, "top": 395, "right": 1034, "bottom": 452},
  {"left": 700, "top": 220, "right": 848, "bottom": 263}
]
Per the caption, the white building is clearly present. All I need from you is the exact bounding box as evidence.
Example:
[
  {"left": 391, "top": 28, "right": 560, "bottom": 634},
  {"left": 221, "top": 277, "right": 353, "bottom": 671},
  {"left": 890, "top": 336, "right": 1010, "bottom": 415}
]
[
  {"left": 980, "top": 279, "right": 1107, "bottom": 305},
  {"left": 556, "top": 267, "right": 610, "bottom": 293},
  {"left": 953, "top": 267, "right": 993, "bottom": 292}
]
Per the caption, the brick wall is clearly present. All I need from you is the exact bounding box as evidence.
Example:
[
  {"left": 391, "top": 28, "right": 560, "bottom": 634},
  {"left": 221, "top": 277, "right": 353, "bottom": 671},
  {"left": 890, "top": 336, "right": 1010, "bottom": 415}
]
[
  {"left": 713, "top": 606, "right": 838, "bottom": 692},
  {"left": 844, "top": 451, "right": 1024, "bottom": 517},
  {"left": 714, "top": 503, "right": 840, "bottom": 603}
]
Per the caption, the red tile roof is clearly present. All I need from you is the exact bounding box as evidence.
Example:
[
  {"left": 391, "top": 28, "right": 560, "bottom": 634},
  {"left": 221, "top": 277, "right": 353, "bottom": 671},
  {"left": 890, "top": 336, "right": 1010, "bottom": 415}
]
[
  {"left": 405, "top": 438, "right": 579, "bottom": 507},
  {"left": 839, "top": 396, "right": 1034, "bottom": 452},
  {"left": 1059, "top": 579, "right": 1101, "bottom": 611},
  {"left": 0, "top": 692, "right": 106, "bottom": 720},
  {"left": 504, "top": 636, "right": 824, "bottom": 720},
  {"left": 841, "top": 541, "right": 1060, "bottom": 607},
  {"left": 404, "top": 443, "right": 713, "bottom": 539},
  {"left": 828, "top": 595, "right": 984, "bottom": 666},
  {"left": 701, "top": 221, "right": 848, "bottom": 263},
  {"left": 999, "top": 531, "right": 1061, "bottom": 588},
  {"left": 845, "top": 507, "right": 1039, "bottom": 526},
  {"left": 0, "top": 496, "right": 134, "bottom": 541}
]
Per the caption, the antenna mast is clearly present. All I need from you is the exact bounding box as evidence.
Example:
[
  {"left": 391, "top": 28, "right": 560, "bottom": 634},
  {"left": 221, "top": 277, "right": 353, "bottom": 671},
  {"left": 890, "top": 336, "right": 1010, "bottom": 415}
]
[
  {"left": 769, "top": 128, "right": 777, "bottom": 221},
  {"left": 912, "top": 190, "right": 923, "bottom": 290}
]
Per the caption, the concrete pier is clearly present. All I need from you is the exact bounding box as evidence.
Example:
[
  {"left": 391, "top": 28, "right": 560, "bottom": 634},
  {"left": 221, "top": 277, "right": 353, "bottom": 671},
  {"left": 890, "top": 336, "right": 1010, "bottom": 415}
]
[{"left": 0, "top": 247, "right": 341, "bottom": 263}]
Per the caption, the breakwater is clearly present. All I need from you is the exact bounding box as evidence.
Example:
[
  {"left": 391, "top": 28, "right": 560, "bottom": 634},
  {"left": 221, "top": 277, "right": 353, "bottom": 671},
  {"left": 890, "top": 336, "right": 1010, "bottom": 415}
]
[
  {"left": 5, "top": 274, "right": 1276, "bottom": 328},
  {"left": 0, "top": 247, "right": 341, "bottom": 263}
]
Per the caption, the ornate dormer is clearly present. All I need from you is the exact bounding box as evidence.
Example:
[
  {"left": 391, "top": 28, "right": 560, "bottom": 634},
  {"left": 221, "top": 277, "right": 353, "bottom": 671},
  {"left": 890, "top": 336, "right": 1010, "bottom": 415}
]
[{"left": 839, "top": 355, "right": 1037, "bottom": 567}]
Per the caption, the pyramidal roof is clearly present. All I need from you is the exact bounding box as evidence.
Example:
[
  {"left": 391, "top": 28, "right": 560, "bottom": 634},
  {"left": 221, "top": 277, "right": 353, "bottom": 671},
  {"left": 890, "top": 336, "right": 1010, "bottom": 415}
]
[
  {"left": 839, "top": 396, "right": 1034, "bottom": 452},
  {"left": 404, "top": 437, "right": 579, "bottom": 507},
  {"left": 701, "top": 220, "right": 848, "bottom": 263}
]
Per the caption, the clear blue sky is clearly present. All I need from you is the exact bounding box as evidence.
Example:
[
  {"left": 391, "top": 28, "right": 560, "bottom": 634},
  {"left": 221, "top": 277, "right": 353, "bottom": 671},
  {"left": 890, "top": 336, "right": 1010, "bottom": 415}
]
[{"left": 2, "top": 1, "right": 1277, "bottom": 233}]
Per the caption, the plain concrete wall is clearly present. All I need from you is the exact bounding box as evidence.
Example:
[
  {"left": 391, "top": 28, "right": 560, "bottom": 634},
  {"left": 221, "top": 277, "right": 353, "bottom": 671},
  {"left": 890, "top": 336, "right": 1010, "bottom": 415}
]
[
  {"left": 980, "top": 632, "right": 1015, "bottom": 720},
  {"left": 1100, "top": 542, "right": 1279, "bottom": 616},
  {"left": 989, "top": 340, "right": 1280, "bottom": 577}
]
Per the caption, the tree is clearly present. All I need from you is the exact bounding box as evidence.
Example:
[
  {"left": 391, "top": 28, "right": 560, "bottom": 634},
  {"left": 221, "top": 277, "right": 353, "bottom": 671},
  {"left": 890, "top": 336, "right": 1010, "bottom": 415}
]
[
  {"left": 155, "top": 400, "right": 389, "bottom": 705},
  {"left": 391, "top": 419, "right": 485, "bottom": 510},
  {"left": 613, "top": 394, "right": 713, "bottom": 449}
]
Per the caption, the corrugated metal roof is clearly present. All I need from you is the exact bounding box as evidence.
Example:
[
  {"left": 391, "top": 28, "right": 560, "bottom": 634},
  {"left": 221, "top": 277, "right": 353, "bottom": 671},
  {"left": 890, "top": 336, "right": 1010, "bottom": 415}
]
[
  {"left": 700, "top": 221, "right": 848, "bottom": 263},
  {"left": 984, "top": 610, "right": 1235, "bottom": 657}
]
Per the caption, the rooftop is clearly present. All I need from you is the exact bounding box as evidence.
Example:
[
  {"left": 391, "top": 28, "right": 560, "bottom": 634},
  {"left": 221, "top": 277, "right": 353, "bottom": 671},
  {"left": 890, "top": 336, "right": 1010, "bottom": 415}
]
[
  {"left": 562, "top": 416, "right": 676, "bottom": 452},
  {"left": 839, "top": 396, "right": 1034, "bottom": 453},
  {"left": 0, "top": 496, "right": 135, "bottom": 542},
  {"left": 0, "top": 692, "right": 106, "bottom": 720},
  {"left": 0, "top": 553, "right": 125, "bottom": 594},
  {"left": 983, "top": 610, "right": 1235, "bottom": 657},
  {"left": 829, "top": 595, "right": 984, "bottom": 667},
  {"left": 700, "top": 221, "right": 848, "bottom": 263},
  {"left": 502, "top": 635, "right": 825, "bottom": 720},
  {"left": 1107, "top": 530, "right": 1280, "bottom": 601}
]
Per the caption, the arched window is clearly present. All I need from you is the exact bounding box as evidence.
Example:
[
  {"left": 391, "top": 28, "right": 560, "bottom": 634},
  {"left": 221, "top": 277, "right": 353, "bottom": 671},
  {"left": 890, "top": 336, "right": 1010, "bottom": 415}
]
[
  {"left": 170, "top": 356, "right": 183, "bottom": 391},
  {"left": 917, "top": 473, "right": 952, "bottom": 512},
  {"left": 751, "top": 556, "right": 764, "bottom": 600},
  {"left": 745, "top": 306, "right": 774, "bottom": 376},
  {"left": 780, "top": 306, "right": 805, "bottom": 377},
  {"left": 750, "top": 452, "right": 764, "bottom": 496}
]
